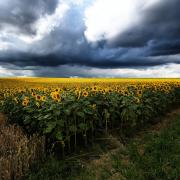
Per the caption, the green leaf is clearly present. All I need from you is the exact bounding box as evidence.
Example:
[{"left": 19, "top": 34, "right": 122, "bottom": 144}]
[
  {"left": 53, "top": 110, "right": 61, "bottom": 116},
  {"left": 69, "top": 125, "right": 77, "bottom": 132},
  {"left": 84, "top": 108, "right": 94, "bottom": 115},
  {"left": 104, "top": 109, "right": 110, "bottom": 119},
  {"left": 43, "top": 122, "right": 56, "bottom": 134},
  {"left": 55, "top": 131, "right": 63, "bottom": 141},
  {"left": 78, "top": 123, "right": 87, "bottom": 130},
  {"left": 64, "top": 109, "right": 71, "bottom": 116},
  {"left": 24, "top": 115, "right": 31, "bottom": 125},
  {"left": 57, "top": 119, "right": 64, "bottom": 127},
  {"left": 83, "top": 101, "right": 90, "bottom": 106},
  {"left": 49, "top": 104, "right": 56, "bottom": 110},
  {"left": 43, "top": 114, "right": 52, "bottom": 119},
  {"left": 77, "top": 111, "right": 85, "bottom": 118}
]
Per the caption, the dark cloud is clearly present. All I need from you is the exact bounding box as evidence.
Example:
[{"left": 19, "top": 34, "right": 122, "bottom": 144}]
[
  {"left": 2, "top": 49, "right": 180, "bottom": 70},
  {"left": 0, "top": 0, "right": 180, "bottom": 77},
  {"left": 0, "top": 0, "right": 58, "bottom": 34},
  {"left": 148, "top": 39, "right": 180, "bottom": 56},
  {"left": 110, "top": 0, "right": 180, "bottom": 56}
]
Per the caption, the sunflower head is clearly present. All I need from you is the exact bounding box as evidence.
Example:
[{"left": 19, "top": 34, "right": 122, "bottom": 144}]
[
  {"left": 137, "top": 90, "right": 142, "bottom": 96},
  {"left": 51, "top": 92, "right": 61, "bottom": 101},
  {"left": 14, "top": 97, "right": 18, "bottom": 103},
  {"left": 36, "top": 95, "right": 41, "bottom": 101},
  {"left": 32, "top": 92, "right": 36, "bottom": 97},
  {"left": 41, "top": 96, "right": 46, "bottom": 102},
  {"left": 124, "top": 91, "right": 128, "bottom": 95},
  {"left": 82, "top": 91, "right": 89, "bottom": 97},
  {"left": 91, "top": 104, "right": 96, "bottom": 109},
  {"left": 92, "top": 86, "right": 98, "bottom": 92},
  {"left": 56, "top": 94, "right": 60, "bottom": 99},
  {"left": 22, "top": 100, "right": 29, "bottom": 106}
]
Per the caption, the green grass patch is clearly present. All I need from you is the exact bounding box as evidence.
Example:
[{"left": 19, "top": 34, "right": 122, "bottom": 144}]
[{"left": 111, "top": 116, "right": 180, "bottom": 180}]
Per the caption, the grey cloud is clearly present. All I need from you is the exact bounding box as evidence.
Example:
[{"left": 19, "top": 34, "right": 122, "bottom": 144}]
[
  {"left": 110, "top": 0, "right": 180, "bottom": 47},
  {"left": 0, "top": 0, "right": 180, "bottom": 77},
  {"left": 0, "top": 0, "right": 59, "bottom": 35}
]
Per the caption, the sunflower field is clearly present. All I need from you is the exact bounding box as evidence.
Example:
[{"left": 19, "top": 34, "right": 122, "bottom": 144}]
[{"left": 1, "top": 78, "right": 180, "bottom": 157}]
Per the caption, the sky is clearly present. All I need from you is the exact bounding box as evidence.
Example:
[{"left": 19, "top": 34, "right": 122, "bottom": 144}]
[{"left": 0, "top": 0, "right": 180, "bottom": 77}]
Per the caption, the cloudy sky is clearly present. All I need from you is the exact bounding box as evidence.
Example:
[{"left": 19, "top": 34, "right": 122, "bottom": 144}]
[{"left": 0, "top": 0, "right": 180, "bottom": 77}]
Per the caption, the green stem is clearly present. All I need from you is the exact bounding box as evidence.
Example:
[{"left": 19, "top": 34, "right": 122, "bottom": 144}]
[
  {"left": 84, "top": 118, "right": 87, "bottom": 147},
  {"left": 91, "top": 121, "right": 94, "bottom": 145},
  {"left": 66, "top": 118, "right": 71, "bottom": 153},
  {"left": 67, "top": 136, "right": 71, "bottom": 153},
  {"left": 74, "top": 115, "right": 77, "bottom": 152},
  {"left": 105, "top": 117, "right": 108, "bottom": 135},
  {"left": 61, "top": 141, "right": 65, "bottom": 159}
]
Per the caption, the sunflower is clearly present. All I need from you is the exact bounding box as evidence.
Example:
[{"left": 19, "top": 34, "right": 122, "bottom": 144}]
[
  {"left": 41, "top": 96, "right": 46, "bottom": 102},
  {"left": 14, "top": 97, "right": 18, "bottom": 103},
  {"left": 82, "top": 91, "right": 89, "bottom": 97},
  {"left": 51, "top": 92, "right": 61, "bottom": 101},
  {"left": 104, "top": 88, "right": 109, "bottom": 93},
  {"left": 32, "top": 92, "right": 36, "bottom": 97},
  {"left": 22, "top": 100, "right": 29, "bottom": 106},
  {"left": 124, "top": 90, "right": 129, "bottom": 95},
  {"left": 56, "top": 94, "right": 60, "bottom": 99},
  {"left": 137, "top": 90, "right": 142, "bottom": 96},
  {"left": 55, "top": 88, "right": 60, "bottom": 92},
  {"left": 36, "top": 95, "right": 41, "bottom": 101},
  {"left": 91, "top": 104, "right": 96, "bottom": 109},
  {"left": 92, "top": 85, "right": 98, "bottom": 92},
  {"left": 134, "top": 97, "right": 140, "bottom": 104}
]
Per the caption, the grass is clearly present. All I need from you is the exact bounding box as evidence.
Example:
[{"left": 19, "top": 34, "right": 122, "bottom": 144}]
[
  {"left": 111, "top": 115, "right": 180, "bottom": 180},
  {"left": 27, "top": 115, "right": 180, "bottom": 180}
]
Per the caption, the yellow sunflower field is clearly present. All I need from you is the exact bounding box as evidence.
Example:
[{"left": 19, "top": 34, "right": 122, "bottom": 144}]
[{"left": 1, "top": 78, "right": 180, "bottom": 157}]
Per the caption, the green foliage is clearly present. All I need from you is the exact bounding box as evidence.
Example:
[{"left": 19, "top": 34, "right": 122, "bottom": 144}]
[{"left": 1, "top": 86, "right": 180, "bottom": 156}]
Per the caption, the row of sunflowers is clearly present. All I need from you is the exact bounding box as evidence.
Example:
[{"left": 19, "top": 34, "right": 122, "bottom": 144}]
[{"left": 1, "top": 78, "right": 180, "bottom": 157}]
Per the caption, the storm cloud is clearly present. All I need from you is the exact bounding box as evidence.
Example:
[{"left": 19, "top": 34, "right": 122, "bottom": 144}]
[{"left": 0, "top": 0, "right": 180, "bottom": 77}]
